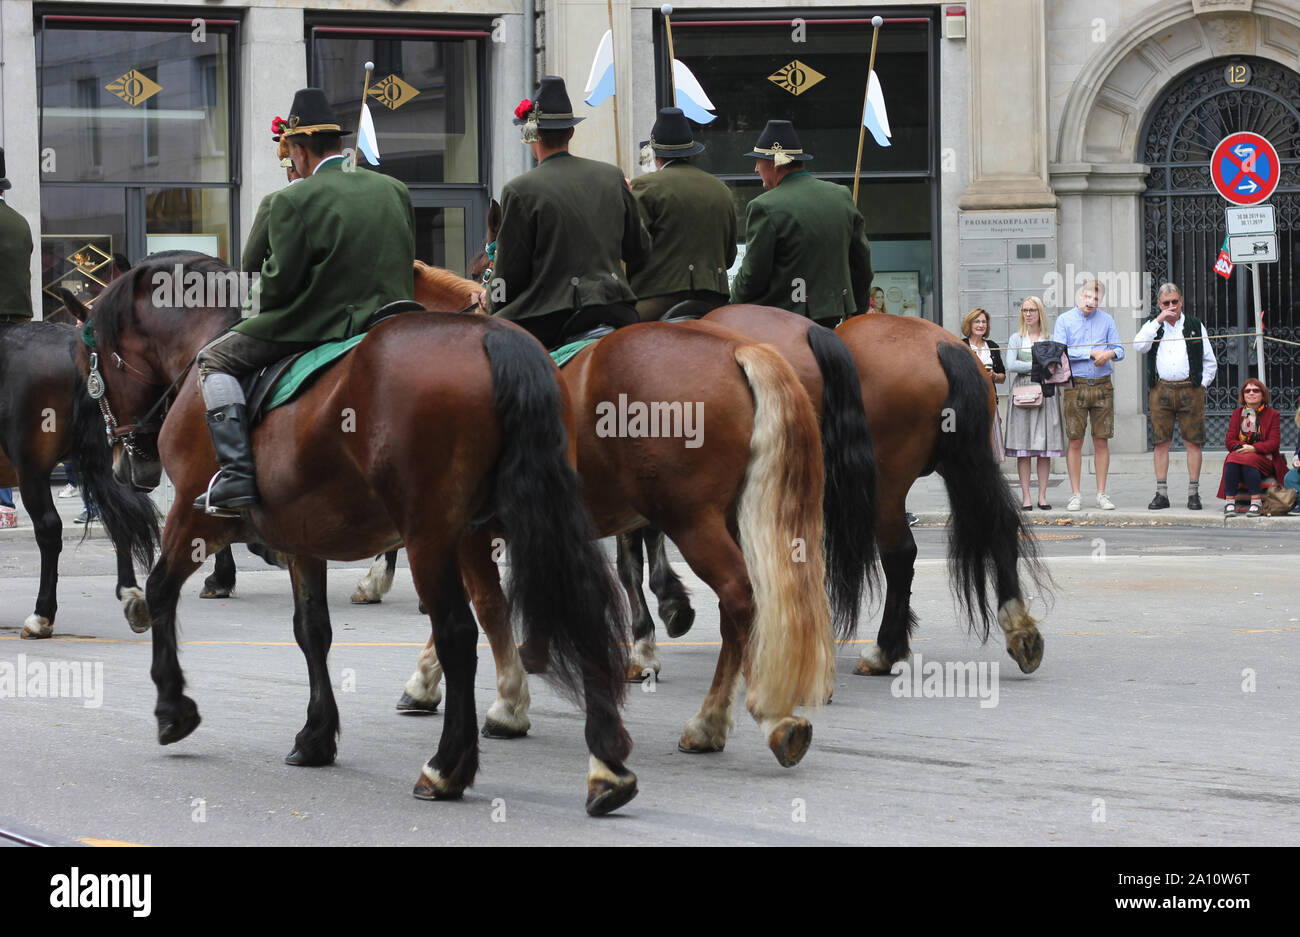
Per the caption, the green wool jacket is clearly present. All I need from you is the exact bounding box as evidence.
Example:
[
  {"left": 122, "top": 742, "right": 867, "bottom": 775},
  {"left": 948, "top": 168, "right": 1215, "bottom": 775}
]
[
  {"left": 0, "top": 199, "right": 34, "bottom": 320},
  {"left": 241, "top": 192, "right": 275, "bottom": 274},
  {"left": 236, "top": 158, "right": 415, "bottom": 342},
  {"left": 628, "top": 161, "right": 736, "bottom": 299},
  {"left": 490, "top": 151, "right": 651, "bottom": 321},
  {"left": 730, "top": 171, "right": 873, "bottom": 321}
]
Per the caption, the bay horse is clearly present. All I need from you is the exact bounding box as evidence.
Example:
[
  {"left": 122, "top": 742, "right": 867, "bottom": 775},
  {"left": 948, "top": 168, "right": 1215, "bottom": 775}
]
[
  {"left": 398, "top": 322, "right": 837, "bottom": 767},
  {"left": 0, "top": 319, "right": 158, "bottom": 638},
  {"left": 83, "top": 252, "right": 638, "bottom": 815},
  {"left": 628, "top": 306, "right": 1047, "bottom": 676}
]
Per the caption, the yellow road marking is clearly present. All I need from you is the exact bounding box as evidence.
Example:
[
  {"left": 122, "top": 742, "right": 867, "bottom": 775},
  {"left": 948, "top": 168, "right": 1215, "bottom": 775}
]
[{"left": 79, "top": 838, "right": 151, "bottom": 847}]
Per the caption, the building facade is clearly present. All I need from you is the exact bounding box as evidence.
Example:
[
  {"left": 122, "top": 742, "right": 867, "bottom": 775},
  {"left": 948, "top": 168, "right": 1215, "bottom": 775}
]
[{"left": 2, "top": 0, "right": 1296, "bottom": 453}]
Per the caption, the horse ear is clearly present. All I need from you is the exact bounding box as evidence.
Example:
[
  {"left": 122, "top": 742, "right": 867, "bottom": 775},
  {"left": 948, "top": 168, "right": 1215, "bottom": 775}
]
[
  {"left": 113, "top": 252, "right": 132, "bottom": 273},
  {"left": 488, "top": 199, "right": 502, "bottom": 232},
  {"left": 56, "top": 287, "right": 89, "bottom": 326}
]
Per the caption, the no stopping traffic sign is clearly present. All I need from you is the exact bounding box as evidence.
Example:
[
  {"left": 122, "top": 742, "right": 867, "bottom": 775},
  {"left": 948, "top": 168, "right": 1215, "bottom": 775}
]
[{"left": 1211, "top": 132, "right": 1280, "bottom": 205}]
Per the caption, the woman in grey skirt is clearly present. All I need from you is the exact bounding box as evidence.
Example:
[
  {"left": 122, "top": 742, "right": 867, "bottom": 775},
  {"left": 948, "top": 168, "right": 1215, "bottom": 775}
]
[{"left": 1005, "top": 296, "right": 1064, "bottom": 509}]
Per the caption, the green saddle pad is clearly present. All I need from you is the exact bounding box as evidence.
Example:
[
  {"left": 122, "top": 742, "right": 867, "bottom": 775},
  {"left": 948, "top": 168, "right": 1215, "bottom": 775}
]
[
  {"left": 550, "top": 337, "right": 599, "bottom": 369},
  {"left": 265, "top": 333, "right": 367, "bottom": 412}
]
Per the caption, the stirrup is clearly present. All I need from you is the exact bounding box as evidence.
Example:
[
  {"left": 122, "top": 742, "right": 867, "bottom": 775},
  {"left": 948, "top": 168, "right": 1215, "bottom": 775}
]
[{"left": 196, "top": 471, "right": 245, "bottom": 518}]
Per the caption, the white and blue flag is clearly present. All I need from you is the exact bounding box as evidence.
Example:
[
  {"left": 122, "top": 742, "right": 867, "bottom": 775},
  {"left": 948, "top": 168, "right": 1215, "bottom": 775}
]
[
  {"left": 862, "top": 70, "right": 891, "bottom": 147},
  {"left": 357, "top": 100, "right": 381, "bottom": 165},
  {"left": 672, "top": 59, "right": 716, "bottom": 125},
  {"left": 584, "top": 30, "right": 617, "bottom": 107}
]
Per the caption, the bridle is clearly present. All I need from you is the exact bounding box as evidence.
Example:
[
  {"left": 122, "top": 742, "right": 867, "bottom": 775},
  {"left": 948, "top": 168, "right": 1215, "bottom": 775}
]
[{"left": 83, "top": 320, "right": 195, "bottom": 461}]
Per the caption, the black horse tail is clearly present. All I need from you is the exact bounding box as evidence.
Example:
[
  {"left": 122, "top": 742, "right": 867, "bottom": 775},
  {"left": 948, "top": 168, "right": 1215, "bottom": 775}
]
[
  {"left": 69, "top": 378, "right": 160, "bottom": 572},
  {"left": 933, "top": 341, "right": 1047, "bottom": 641},
  {"left": 806, "top": 324, "right": 879, "bottom": 641},
  {"left": 480, "top": 324, "right": 632, "bottom": 763}
]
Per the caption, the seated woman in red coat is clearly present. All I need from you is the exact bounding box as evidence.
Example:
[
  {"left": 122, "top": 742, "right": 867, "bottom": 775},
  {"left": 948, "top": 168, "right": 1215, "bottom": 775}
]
[{"left": 1217, "top": 378, "right": 1289, "bottom": 516}]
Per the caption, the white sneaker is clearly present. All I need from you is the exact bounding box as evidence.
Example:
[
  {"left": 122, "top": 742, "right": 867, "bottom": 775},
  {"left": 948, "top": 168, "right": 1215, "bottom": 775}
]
[
  {"left": 58, "top": 484, "right": 77, "bottom": 499},
  {"left": 1066, "top": 493, "right": 1082, "bottom": 512},
  {"left": 1096, "top": 492, "right": 1115, "bottom": 510}
]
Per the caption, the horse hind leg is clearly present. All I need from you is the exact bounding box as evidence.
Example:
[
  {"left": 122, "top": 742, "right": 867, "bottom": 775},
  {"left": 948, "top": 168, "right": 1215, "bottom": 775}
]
[
  {"left": 396, "top": 636, "right": 443, "bottom": 715},
  {"left": 855, "top": 535, "right": 918, "bottom": 676},
  {"left": 199, "top": 545, "right": 237, "bottom": 600},
  {"left": 459, "top": 530, "right": 530, "bottom": 738},
  {"left": 644, "top": 526, "right": 695, "bottom": 638},
  {"left": 284, "top": 555, "right": 340, "bottom": 766},
  {"left": 616, "top": 531, "right": 660, "bottom": 681},
  {"left": 995, "top": 564, "right": 1044, "bottom": 674},
  {"left": 409, "top": 544, "right": 480, "bottom": 801}
]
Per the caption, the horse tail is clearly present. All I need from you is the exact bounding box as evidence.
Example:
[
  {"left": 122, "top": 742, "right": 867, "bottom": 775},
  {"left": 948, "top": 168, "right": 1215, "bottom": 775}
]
[
  {"left": 733, "top": 343, "right": 835, "bottom": 718},
  {"left": 933, "top": 341, "right": 1046, "bottom": 640},
  {"left": 806, "top": 324, "right": 879, "bottom": 640},
  {"left": 480, "top": 324, "right": 632, "bottom": 760},
  {"left": 69, "top": 376, "right": 159, "bottom": 570}
]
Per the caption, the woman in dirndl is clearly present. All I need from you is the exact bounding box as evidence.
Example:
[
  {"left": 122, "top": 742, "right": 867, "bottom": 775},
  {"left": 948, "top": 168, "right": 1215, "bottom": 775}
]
[{"left": 1003, "top": 296, "right": 1064, "bottom": 510}]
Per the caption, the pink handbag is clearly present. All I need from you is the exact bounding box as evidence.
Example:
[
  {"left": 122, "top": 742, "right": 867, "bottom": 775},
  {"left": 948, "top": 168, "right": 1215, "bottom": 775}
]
[{"left": 1012, "top": 383, "right": 1044, "bottom": 408}]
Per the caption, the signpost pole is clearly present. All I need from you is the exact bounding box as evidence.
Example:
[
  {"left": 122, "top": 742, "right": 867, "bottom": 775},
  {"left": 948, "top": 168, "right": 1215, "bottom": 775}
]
[{"left": 1251, "top": 262, "right": 1265, "bottom": 377}]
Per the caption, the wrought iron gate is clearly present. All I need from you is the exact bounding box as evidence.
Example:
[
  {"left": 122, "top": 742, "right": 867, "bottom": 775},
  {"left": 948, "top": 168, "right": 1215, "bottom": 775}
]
[{"left": 1141, "top": 56, "right": 1300, "bottom": 451}]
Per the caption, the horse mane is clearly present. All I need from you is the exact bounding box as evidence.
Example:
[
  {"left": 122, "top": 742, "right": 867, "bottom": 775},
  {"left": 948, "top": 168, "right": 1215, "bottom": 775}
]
[
  {"left": 93, "top": 252, "right": 241, "bottom": 354},
  {"left": 414, "top": 260, "right": 484, "bottom": 313}
]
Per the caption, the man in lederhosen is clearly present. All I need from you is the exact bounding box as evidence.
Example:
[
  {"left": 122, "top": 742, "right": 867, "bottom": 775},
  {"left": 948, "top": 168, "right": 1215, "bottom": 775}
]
[
  {"left": 194, "top": 88, "right": 415, "bottom": 515},
  {"left": 485, "top": 76, "right": 650, "bottom": 348},
  {"left": 730, "top": 120, "right": 873, "bottom": 329},
  {"left": 628, "top": 107, "right": 735, "bottom": 321}
]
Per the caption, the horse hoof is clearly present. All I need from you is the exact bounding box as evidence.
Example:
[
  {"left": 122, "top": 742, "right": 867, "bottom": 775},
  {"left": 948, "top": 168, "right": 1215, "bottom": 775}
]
[
  {"left": 157, "top": 701, "right": 201, "bottom": 746},
  {"left": 481, "top": 719, "right": 528, "bottom": 739},
  {"left": 586, "top": 772, "right": 638, "bottom": 817},
  {"left": 349, "top": 591, "right": 381, "bottom": 605},
  {"left": 395, "top": 692, "right": 439, "bottom": 715},
  {"left": 412, "top": 766, "right": 463, "bottom": 801},
  {"left": 122, "top": 590, "right": 151, "bottom": 634},
  {"left": 1007, "top": 630, "right": 1044, "bottom": 674},
  {"left": 767, "top": 716, "right": 812, "bottom": 768},
  {"left": 663, "top": 605, "right": 695, "bottom": 639},
  {"left": 285, "top": 747, "right": 336, "bottom": 767},
  {"left": 20, "top": 615, "right": 53, "bottom": 639},
  {"left": 853, "top": 645, "right": 894, "bottom": 676},
  {"left": 199, "top": 585, "right": 231, "bottom": 599}
]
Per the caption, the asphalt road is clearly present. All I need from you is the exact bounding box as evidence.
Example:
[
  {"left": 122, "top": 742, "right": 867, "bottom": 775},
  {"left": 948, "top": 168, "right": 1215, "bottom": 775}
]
[{"left": 0, "top": 528, "right": 1296, "bottom": 847}]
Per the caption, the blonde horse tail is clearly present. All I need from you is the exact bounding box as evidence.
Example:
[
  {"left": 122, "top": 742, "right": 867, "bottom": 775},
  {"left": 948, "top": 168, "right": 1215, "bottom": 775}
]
[{"left": 732, "top": 343, "right": 835, "bottom": 722}]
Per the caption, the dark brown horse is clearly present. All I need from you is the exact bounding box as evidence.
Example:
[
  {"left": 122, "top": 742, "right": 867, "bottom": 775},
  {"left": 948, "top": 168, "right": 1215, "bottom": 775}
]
[
  {"left": 82, "top": 252, "right": 638, "bottom": 815},
  {"left": 400, "top": 321, "right": 837, "bottom": 767},
  {"left": 632, "top": 306, "right": 1046, "bottom": 676},
  {"left": 0, "top": 320, "right": 158, "bottom": 638}
]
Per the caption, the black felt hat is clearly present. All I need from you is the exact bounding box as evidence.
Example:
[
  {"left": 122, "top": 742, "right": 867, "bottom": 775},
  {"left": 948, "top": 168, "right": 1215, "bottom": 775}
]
[
  {"left": 513, "top": 76, "right": 585, "bottom": 130},
  {"left": 744, "top": 119, "right": 812, "bottom": 164},
  {"left": 639, "top": 108, "right": 705, "bottom": 159},
  {"left": 0, "top": 147, "right": 11, "bottom": 191},
  {"left": 282, "top": 88, "right": 350, "bottom": 138}
]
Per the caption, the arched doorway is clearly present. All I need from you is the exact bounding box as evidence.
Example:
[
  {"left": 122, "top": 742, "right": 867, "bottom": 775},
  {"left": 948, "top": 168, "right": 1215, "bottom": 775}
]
[{"left": 1140, "top": 56, "right": 1300, "bottom": 448}]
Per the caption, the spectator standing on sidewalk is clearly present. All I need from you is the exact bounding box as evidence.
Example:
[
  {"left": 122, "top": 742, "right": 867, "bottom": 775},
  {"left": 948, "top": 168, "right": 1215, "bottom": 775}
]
[
  {"left": 1053, "top": 279, "right": 1124, "bottom": 511},
  {"left": 1134, "top": 282, "right": 1217, "bottom": 510}
]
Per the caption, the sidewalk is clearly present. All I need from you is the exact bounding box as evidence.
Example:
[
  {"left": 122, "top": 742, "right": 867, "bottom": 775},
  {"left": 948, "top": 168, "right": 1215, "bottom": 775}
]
[
  {"left": 909, "top": 452, "right": 1300, "bottom": 530},
  {"left": 0, "top": 484, "right": 119, "bottom": 543}
]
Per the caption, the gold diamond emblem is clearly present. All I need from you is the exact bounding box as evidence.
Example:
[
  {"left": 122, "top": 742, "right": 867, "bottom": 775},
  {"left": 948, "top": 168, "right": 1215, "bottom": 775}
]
[
  {"left": 105, "top": 69, "right": 162, "bottom": 106},
  {"left": 367, "top": 74, "right": 421, "bottom": 111},
  {"left": 768, "top": 60, "right": 825, "bottom": 97}
]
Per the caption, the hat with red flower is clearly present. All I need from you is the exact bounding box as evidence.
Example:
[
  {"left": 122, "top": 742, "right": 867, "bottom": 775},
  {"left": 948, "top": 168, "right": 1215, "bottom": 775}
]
[{"left": 512, "top": 76, "right": 583, "bottom": 142}]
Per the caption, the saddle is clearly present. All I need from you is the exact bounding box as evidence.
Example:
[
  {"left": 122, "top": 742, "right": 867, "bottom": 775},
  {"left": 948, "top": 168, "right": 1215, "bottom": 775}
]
[{"left": 242, "top": 300, "right": 425, "bottom": 425}]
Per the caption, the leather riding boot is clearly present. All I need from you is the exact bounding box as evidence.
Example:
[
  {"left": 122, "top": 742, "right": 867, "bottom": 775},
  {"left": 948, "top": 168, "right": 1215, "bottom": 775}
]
[{"left": 193, "top": 404, "right": 259, "bottom": 513}]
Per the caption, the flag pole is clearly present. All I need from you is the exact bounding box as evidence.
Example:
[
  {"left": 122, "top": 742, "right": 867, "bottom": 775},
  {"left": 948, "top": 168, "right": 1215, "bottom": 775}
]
[
  {"left": 662, "top": 4, "right": 678, "bottom": 104},
  {"left": 852, "top": 16, "right": 883, "bottom": 205},
  {"left": 606, "top": 0, "right": 623, "bottom": 170},
  {"left": 358, "top": 60, "right": 374, "bottom": 167}
]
